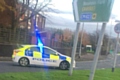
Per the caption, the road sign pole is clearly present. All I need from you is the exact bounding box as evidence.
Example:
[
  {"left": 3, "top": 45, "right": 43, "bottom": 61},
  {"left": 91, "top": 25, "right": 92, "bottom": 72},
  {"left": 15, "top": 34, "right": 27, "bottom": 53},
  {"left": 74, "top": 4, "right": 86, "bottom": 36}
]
[
  {"left": 89, "top": 23, "right": 107, "bottom": 80},
  {"left": 106, "top": 20, "right": 113, "bottom": 55},
  {"left": 112, "top": 22, "right": 120, "bottom": 72},
  {"left": 112, "top": 33, "right": 119, "bottom": 72},
  {"left": 69, "top": 22, "right": 80, "bottom": 76},
  {"left": 96, "top": 23, "right": 99, "bottom": 46},
  {"left": 78, "top": 22, "right": 84, "bottom": 58}
]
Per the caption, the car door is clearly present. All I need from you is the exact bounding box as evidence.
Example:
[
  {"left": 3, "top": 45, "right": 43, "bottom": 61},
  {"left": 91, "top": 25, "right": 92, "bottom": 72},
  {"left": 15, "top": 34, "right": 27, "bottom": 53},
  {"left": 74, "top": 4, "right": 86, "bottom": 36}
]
[
  {"left": 43, "top": 47, "right": 60, "bottom": 67},
  {"left": 25, "top": 46, "right": 43, "bottom": 65}
]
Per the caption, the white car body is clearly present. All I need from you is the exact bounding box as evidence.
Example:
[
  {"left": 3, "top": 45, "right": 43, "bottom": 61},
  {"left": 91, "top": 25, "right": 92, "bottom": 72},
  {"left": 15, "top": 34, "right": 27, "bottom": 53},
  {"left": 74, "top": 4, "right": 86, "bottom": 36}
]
[{"left": 12, "top": 45, "right": 76, "bottom": 69}]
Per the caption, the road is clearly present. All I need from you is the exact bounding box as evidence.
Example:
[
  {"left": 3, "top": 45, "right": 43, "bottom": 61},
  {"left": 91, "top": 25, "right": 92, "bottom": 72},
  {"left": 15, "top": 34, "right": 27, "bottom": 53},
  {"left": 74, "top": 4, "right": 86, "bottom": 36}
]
[
  {"left": 0, "top": 55, "right": 120, "bottom": 73},
  {"left": 75, "top": 54, "right": 120, "bottom": 69}
]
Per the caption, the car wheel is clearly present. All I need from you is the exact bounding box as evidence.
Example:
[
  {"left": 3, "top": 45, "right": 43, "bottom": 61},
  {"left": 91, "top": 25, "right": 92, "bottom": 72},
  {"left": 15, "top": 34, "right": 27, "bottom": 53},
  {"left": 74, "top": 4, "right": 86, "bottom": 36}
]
[
  {"left": 19, "top": 57, "right": 29, "bottom": 67},
  {"left": 59, "top": 61, "right": 70, "bottom": 70}
]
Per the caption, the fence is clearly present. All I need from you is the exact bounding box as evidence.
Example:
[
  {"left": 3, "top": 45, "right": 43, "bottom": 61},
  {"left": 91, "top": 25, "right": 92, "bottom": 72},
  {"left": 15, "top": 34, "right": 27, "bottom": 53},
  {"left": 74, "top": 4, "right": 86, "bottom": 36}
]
[
  {"left": 0, "top": 44, "right": 17, "bottom": 57},
  {"left": 0, "top": 37, "right": 86, "bottom": 57},
  {"left": 0, "top": 26, "right": 31, "bottom": 44}
]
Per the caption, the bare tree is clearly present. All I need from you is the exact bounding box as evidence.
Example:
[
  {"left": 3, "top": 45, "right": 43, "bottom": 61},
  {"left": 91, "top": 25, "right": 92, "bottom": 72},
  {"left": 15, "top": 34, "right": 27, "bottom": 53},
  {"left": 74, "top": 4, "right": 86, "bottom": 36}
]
[
  {"left": 0, "top": 0, "right": 52, "bottom": 44},
  {"left": 0, "top": 0, "right": 55, "bottom": 28},
  {"left": 12, "top": 0, "right": 52, "bottom": 28},
  {"left": 0, "top": 0, "right": 14, "bottom": 11}
]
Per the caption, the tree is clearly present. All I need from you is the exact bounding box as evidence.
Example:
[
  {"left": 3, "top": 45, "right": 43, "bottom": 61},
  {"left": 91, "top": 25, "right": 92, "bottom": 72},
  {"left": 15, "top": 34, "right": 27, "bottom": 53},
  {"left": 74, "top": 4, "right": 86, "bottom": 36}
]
[
  {"left": 0, "top": 0, "right": 13, "bottom": 11},
  {"left": 78, "top": 30, "right": 90, "bottom": 47},
  {"left": 0, "top": 0, "right": 15, "bottom": 27},
  {"left": 89, "top": 30, "right": 110, "bottom": 55},
  {"left": 0, "top": 0, "right": 52, "bottom": 28},
  {"left": 13, "top": 0, "right": 52, "bottom": 28},
  {"left": 0, "top": 0, "right": 52, "bottom": 44},
  {"left": 50, "top": 29, "right": 63, "bottom": 47},
  {"left": 62, "top": 28, "right": 73, "bottom": 42}
]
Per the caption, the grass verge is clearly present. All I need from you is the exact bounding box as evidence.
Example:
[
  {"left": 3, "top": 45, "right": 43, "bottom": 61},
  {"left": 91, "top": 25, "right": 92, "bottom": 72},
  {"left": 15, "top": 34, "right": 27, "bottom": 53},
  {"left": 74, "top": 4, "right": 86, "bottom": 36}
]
[{"left": 0, "top": 68, "right": 120, "bottom": 80}]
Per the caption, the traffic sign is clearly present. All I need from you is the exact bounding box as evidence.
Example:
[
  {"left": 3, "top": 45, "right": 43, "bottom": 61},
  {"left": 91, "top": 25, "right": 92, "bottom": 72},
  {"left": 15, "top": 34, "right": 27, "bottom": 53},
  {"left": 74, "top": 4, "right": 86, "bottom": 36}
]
[
  {"left": 80, "top": 13, "right": 92, "bottom": 20},
  {"left": 73, "top": 0, "right": 114, "bottom": 22},
  {"left": 114, "top": 23, "right": 120, "bottom": 34}
]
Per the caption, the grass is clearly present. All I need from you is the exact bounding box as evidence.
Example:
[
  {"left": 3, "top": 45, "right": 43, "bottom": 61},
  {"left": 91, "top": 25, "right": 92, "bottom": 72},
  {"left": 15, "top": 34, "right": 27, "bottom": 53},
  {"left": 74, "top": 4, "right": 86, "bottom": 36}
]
[{"left": 0, "top": 68, "right": 120, "bottom": 80}]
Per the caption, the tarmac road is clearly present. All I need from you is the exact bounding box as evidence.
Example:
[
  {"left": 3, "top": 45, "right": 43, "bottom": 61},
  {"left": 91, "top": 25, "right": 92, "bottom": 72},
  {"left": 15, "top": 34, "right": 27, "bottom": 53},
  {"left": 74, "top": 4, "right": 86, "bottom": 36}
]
[
  {"left": 0, "top": 54, "right": 120, "bottom": 73},
  {"left": 0, "top": 60, "right": 120, "bottom": 73}
]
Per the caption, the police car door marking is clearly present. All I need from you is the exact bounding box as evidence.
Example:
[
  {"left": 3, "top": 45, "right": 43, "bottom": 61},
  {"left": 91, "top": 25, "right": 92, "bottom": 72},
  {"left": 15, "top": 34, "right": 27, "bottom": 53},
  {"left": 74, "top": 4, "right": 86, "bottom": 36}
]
[
  {"left": 25, "top": 50, "right": 33, "bottom": 57},
  {"left": 59, "top": 55, "right": 66, "bottom": 60},
  {"left": 42, "top": 54, "right": 50, "bottom": 58},
  {"left": 32, "top": 58, "right": 56, "bottom": 62}
]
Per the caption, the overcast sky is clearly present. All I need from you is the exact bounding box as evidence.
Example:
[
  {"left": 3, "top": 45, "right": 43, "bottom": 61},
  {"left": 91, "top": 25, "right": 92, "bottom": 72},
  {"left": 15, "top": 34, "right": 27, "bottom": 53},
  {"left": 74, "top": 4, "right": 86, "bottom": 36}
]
[{"left": 45, "top": 0, "right": 120, "bottom": 37}]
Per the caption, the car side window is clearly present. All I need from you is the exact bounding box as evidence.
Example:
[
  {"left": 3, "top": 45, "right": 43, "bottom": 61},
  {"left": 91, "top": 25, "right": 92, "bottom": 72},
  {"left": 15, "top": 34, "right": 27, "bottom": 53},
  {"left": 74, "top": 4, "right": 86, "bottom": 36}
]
[
  {"left": 27, "top": 47, "right": 40, "bottom": 52},
  {"left": 44, "top": 48, "right": 56, "bottom": 55}
]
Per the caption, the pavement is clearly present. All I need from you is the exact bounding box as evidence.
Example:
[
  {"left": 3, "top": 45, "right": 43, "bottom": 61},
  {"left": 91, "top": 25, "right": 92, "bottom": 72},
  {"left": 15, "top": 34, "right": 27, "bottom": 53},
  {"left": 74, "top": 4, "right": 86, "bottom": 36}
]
[{"left": 0, "top": 57, "right": 11, "bottom": 61}]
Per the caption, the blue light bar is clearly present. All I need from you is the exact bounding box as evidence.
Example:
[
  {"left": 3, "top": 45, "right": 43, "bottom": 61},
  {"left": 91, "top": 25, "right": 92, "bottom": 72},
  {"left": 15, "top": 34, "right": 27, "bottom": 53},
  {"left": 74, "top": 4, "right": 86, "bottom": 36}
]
[{"left": 34, "top": 16, "right": 43, "bottom": 53}]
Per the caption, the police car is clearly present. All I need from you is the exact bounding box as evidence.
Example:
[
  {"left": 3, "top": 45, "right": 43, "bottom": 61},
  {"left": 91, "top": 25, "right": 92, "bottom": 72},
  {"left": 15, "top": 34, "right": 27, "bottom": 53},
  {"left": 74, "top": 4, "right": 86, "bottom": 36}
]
[{"left": 12, "top": 45, "right": 76, "bottom": 70}]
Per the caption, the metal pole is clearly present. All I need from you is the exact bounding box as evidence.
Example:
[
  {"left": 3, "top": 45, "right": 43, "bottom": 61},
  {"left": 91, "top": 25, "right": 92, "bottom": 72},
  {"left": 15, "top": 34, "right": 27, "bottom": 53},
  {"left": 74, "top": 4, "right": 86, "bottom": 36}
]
[
  {"left": 89, "top": 23, "right": 107, "bottom": 80},
  {"left": 112, "top": 33, "right": 119, "bottom": 72},
  {"left": 69, "top": 22, "right": 80, "bottom": 76},
  {"left": 78, "top": 23, "right": 84, "bottom": 58},
  {"left": 106, "top": 20, "right": 112, "bottom": 55},
  {"left": 96, "top": 23, "right": 99, "bottom": 46}
]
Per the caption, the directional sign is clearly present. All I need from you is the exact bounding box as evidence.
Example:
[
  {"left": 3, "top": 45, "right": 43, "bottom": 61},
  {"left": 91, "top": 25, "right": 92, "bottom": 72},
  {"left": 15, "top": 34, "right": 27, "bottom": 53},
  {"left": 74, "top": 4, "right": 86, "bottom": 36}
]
[
  {"left": 73, "top": 0, "right": 114, "bottom": 22},
  {"left": 114, "top": 23, "right": 120, "bottom": 34},
  {"left": 80, "top": 13, "right": 92, "bottom": 20}
]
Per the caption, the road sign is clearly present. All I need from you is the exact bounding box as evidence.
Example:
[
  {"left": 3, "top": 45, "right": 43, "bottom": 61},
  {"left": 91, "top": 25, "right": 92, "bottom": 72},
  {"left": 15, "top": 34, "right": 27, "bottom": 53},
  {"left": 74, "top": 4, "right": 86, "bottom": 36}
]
[
  {"left": 114, "top": 23, "right": 120, "bottom": 34},
  {"left": 73, "top": 0, "right": 114, "bottom": 22}
]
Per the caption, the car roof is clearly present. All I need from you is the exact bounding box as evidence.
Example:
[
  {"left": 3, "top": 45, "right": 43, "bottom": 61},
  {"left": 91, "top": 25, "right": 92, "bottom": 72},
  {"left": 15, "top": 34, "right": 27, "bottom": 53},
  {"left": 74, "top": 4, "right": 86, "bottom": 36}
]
[
  {"left": 21, "top": 45, "right": 57, "bottom": 52},
  {"left": 21, "top": 45, "right": 48, "bottom": 48}
]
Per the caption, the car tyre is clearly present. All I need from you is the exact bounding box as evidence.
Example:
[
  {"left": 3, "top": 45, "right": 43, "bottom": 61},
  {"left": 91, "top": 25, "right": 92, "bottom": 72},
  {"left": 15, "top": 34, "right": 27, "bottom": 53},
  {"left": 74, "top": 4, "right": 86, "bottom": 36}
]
[
  {"left": 19, "top": 57, "right": 29, "bottom": 67},
  {"left": 59, "top": 61, "right": 70, "bottom": 70}
]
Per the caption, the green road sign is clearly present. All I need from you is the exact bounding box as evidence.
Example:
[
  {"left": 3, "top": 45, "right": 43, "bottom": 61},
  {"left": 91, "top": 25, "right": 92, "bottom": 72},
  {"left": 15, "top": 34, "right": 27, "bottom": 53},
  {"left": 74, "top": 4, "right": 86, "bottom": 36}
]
[{"left": 73, "top": 0, "right": 114, "bottom": 22}]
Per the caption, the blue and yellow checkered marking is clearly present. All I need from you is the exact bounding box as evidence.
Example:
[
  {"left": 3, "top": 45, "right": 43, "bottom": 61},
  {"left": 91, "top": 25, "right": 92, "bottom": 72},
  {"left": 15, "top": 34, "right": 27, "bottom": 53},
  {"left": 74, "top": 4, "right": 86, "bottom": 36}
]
[
  {"left": 25, "top": 50, "right": 33, "bottom": 57},
  {"left": 24, "top": 50, "right": 69, "bottom": 61},
  {"left": 59, "top": 55, "right": 66, "bottom": 60}
]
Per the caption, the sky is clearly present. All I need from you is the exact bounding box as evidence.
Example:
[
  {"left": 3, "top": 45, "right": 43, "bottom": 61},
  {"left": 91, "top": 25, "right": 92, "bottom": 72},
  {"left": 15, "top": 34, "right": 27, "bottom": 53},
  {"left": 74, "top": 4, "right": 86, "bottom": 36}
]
[{"left": 45, "top": 0, "right": 120, "bottom": 37}]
